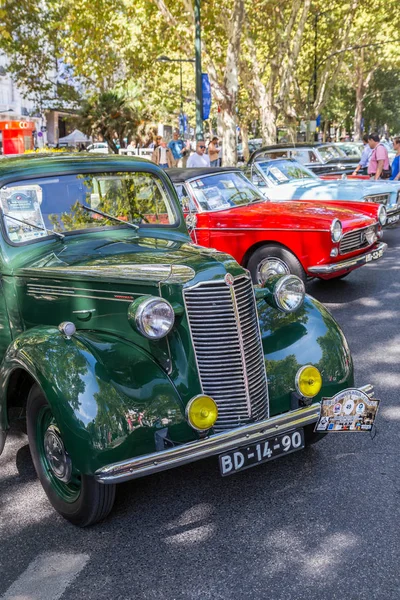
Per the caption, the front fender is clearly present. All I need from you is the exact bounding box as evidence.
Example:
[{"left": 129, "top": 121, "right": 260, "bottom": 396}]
[
  {"left": 257, "top": 295, "right": 354, "bottom": 415},
  {"left": 1, "top": 327, "right": 195, "bottom": 474}
]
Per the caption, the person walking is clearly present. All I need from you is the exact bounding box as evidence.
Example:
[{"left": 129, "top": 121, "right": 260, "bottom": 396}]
[
  {"left": 151, "top": 137, "right": 173, "bottom": 169},
  {"left": 367, "top": 133, "right": 391, "bottom": 180},
  {"left": 187, "top": 140, "right": 210, "bottom": 167},
  {"left": 168, "top": 131, "right": 186, "bottom": 167},
  {"left": 352, "top": 134, "right": 372, "bottom": 176},
  {"left": 208, "top": 137, "right": 220, "bottom": 166},
  {"left": 390, "top": 137, "right": 400, "bottom": 181}
]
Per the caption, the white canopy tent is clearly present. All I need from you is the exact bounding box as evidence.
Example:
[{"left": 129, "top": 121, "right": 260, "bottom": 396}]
[{"left": 58, "top": 129, "right": 91, "bottom": 146}]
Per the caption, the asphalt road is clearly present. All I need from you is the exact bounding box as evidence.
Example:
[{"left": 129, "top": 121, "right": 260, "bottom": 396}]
[{"left": 1, "top": 228, "right": 399, "bottom": 600}]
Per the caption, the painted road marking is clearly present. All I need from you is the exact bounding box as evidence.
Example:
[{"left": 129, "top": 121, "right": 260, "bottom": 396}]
[{"left": 1, "top": 552, "right": 90, "bottom": 600}]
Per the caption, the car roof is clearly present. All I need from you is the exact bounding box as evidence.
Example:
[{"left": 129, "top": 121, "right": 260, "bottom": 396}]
[
  {"left": 0, "top": 153, "right": 159, "bottom": 184},
  {"left": 167, "top": 167, "right": 238, "bottom": 183},
  {"left": 250, "top": 143, "right": 343, "bottom": 162}
]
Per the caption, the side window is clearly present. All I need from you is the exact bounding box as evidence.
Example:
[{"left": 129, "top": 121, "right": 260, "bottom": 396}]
[
  {"left": 291, "top": 150, "right": 311, "bottom": 164},
  {"left": 244, "top": 167, "right": 266, "bottom": 187}
]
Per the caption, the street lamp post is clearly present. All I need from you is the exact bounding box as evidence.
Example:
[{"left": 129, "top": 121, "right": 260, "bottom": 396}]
[
  {"left": 156, "top": 55, "right": 195, "bottom": 134},
  {"left": 194, "top": 0, "right": 203, "bottom": 140}
]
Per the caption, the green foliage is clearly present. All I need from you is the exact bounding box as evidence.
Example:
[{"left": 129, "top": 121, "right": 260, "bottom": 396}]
[{"left": 77, "top": 92, "right": 140, "bottom": 152}]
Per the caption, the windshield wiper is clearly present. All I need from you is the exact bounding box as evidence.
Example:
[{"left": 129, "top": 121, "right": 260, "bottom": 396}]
[
  {"left": 3, "top": 214, "right": 65, "bottom": 240},
  {"left": 78, "top": 203, "right": 139, "bottom": 230}
]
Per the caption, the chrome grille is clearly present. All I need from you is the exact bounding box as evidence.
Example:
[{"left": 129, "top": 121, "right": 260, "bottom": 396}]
[
  {"left": 339, "top": 226, "right": 375, "bottom": 255},
  {"left": 365, "top": 194, "right": 390, "bottom": 205},
  {"left": 184, "top": 275, "right": 269, "bottom": 432}
]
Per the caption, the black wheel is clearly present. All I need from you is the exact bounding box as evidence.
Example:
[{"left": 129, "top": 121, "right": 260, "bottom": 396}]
[
  {"left": 247, "top": 244, "right": 306, "bottom": 284},
  {"left": 304, "top": 423, "right": 326, "bottom": 446},
  {"left": 26, "top": 385, "right": 116, "bottom": 527}
]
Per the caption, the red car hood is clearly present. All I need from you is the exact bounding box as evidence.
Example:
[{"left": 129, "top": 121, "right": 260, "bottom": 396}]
[{"left": 210, "top": 200, "right": 376, "bottom": 232}]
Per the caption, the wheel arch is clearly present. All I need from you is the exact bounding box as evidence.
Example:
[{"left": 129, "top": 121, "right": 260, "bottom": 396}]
[{"left": 241, "top": 240, "right": 301, "bottom": 269}]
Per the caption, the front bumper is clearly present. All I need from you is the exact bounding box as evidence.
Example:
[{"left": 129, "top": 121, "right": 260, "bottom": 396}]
[
  {"left": 95, "top": 403, "right": 321, "bottom": 484},
  {"left": 386, "top": 206, "right": 400, "bottom": 227},
  {"left": 95, "top": 385, "right": 374, "bottom": 484},
  {"left": 308, "top": 242, "right": 387, "bottom": 276}
]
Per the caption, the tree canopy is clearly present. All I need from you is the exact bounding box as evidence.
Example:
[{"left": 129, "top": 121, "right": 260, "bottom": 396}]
[{"left": 1, "top": 0, "right": 399, "bottom": 161}]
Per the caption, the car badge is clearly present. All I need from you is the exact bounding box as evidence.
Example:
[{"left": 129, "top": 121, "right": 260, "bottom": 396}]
[{"left": 225, "top": 273, "right": 234, "bottom": 286}]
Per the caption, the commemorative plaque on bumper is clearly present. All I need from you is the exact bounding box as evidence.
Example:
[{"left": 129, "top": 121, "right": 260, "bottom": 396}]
[{"left": 315, "top": 388, "right": 380, "bottom": 432}]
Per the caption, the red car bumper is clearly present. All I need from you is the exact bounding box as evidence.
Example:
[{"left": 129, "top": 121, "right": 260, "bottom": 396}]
[{"left": 307, "top": 242, "right": 387, "bottom": 279}]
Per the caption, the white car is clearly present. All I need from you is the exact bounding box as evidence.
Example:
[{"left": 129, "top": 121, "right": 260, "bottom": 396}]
[
  {"left": 86, "top": 142, "right": 110, "bottom": 154},
  {"left": 244, "top": 157, "right": 400, "bottom": 226}
]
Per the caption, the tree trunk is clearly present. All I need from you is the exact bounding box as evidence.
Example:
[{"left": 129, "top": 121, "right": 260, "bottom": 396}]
[
  {"left": 241, "top": 122, "right": 249, "bottom": 162},
  {"left": 260, "top": 104, "right": 277, "bottom": 145},
  {"left": 220, "top": 100, "right": 237, "bottom": 166}
]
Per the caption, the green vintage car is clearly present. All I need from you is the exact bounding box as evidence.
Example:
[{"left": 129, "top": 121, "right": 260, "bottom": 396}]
[{"left": 0, "top": 154, "right": 371, "bottom": 526}]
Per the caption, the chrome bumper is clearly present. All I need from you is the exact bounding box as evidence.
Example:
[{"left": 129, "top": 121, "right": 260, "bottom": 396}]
[
  {"left": 308, "top": 242, "right": 387, "bottom": 275},
  {"left": 95, "top": 403, "right": 321, "bottom": 484}
]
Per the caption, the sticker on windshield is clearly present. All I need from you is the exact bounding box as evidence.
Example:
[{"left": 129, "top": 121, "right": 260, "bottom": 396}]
[
  {"left": 269, "top": 167, "right": 289, "bottom": 182},
  {"left": 0, "top": 186, "right": 47, "bottom": 243}
]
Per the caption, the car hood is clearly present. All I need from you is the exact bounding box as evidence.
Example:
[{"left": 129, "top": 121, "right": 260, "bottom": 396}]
[
  {"left": 212, "top": 200, "right": 375, "bottom": 231},
  {"left": 16, "top": 233, "right": 243, "bottom": 285},
  {"left": 265, "top": 178, "right": 399, "bottom": 202}
]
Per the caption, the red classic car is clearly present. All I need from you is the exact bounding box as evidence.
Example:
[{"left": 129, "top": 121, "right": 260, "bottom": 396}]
[{"left": 168, "top": 168, "right": 387, "bottom": 283}]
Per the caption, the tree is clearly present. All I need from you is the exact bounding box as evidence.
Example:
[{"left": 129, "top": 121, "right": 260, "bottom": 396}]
[{"left": 78, "top": 91, "right": 140, "bottom": 153}]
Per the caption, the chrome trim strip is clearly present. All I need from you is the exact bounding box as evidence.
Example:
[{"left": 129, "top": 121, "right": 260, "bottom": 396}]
[
  {"left": 20, "top": 264, "right": 196, "bottom": 284},
  {"left": 26, "top": 284, "right": 143, "bottom": 296},
  {"left": 27, "top": 292, "right": 134, "bottom": 303},
  {"left": 95, "top": 403, "right": 321, "bottom": 484},
  {"left": 308, "top": 242, "right": 387, "bottom": 274}
]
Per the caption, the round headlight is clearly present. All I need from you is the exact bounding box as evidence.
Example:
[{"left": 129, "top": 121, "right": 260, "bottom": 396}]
[
  {"left": 129, "top": 296, "right": 175, "bottom": 339},
  {"left": 274, "top": 274, "right": 305, "bottom": 313},
  {"left": 378, "top": 204, "right": 387, "bottom": 226},
  {"left": 186, "top": 395, "right": 218, "bottom": 431},
  {"left": 295, "top": 365, "right": 322, "bottom": 398},
  {"left": 330, "top": 219, "right": 343, "bottom": 243}
]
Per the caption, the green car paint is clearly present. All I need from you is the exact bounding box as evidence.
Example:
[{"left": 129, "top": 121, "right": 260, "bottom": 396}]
[{"left": 0, "top": 155, "right": 359, "bottom": 523}]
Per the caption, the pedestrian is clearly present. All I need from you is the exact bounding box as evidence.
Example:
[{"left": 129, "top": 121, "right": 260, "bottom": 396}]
[
  {"left": 168, "top": 131, "right": 186, "bottom": 167},
  {"left": 186, "top": 140, "right": 210, "bottom": 167},
  {"left": 151, "top": 137, "right": 173, "bottom": 169},
  {"left": 367, "top": 133, "right": 391, "bottom": 180},
  {"left": 390, "top": 137, "right": 400, "bottom": 181},
  {"left": 208, "top": 137, "right": 220, "bottom": 166},
  {"left": 352, "top": 134, "right": 372, "bottom": 176}
]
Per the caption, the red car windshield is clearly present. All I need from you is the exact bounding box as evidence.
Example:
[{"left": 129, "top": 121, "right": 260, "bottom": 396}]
[{"left": 189, "top": 172, "right": 263, "bottom": 212}]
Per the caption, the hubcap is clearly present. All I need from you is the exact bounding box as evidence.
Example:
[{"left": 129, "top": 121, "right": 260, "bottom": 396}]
[
  {"left": 257, "top": 257, "right": 290, "bottom": 284},
  {"left": 44, "top": 425, "right": 72, "bottom": 483}
]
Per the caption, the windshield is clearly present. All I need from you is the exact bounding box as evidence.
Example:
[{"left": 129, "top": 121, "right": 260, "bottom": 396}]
[
  {"left": 189, "top": 172, "right": 263, "bottom": 211},
  {"left": 255, "top": 159, "right": 317, "bottom": 185},
  {"left": 317, "top": 145, "right": 345, "bottom": 161},
  {"left": 0, "top": 171, "right": 177, "bottom": 244}
]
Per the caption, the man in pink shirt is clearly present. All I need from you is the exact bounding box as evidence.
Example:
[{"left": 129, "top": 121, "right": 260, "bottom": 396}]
[{"left": 367, "top": 133, "right": 390, "bottom": 179}]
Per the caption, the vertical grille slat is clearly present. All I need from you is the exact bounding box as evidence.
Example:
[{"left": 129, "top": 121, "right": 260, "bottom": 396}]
[{"left": 184, "top": 275, "right": 269, "bottom": 432}]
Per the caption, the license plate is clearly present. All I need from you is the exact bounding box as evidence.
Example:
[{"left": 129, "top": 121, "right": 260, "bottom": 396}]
[
  {"left": 387, "top": 214, "right": 400, "bottom": 224},
  {"left": 219, "top": 429, "right": 305, "bottom": 476},
  {"left": 365, "top": 247, "right": 384, "bottom": 262}
]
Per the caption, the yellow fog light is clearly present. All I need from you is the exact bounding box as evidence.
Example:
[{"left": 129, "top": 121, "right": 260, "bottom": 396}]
[
  {"left": 186, "top": 395, "right": 218, "bottom": 431},
  {"left": 295, "top": 365, "right": 322, "bottom": 398}
]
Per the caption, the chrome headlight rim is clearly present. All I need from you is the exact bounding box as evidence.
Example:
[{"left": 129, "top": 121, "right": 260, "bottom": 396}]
[
  {"left": 378, "top": 204, "right": 387, "bottom": 226},
  {"left": 185, "top": 394, "right": 218, "bottom": 431},
  {"left": 295, "top": 364, "right": 323, "bottom": 399},
  {"left": 330, "top": 218, "right": 343, "bottom": 243},
  {"left": 130, "top": 296, "right": 175, "bottom": 340},
  {"left": 273, "top": 274, "right": 305, "bottom": 314}
]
